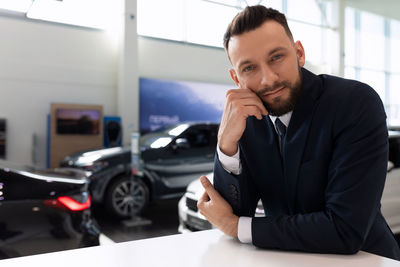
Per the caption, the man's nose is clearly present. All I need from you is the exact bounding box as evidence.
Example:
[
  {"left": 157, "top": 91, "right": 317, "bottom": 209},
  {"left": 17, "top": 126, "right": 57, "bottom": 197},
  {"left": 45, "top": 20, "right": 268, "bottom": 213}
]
[{"left": 259, "top": 64, "right": 279, "bottom": 88}]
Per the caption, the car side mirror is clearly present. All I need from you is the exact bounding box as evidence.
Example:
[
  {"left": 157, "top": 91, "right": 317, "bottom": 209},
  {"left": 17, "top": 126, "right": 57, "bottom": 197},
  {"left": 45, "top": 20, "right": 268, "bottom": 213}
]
[{"left": 173, "top": 138, "right": 190, "bottom": 149}]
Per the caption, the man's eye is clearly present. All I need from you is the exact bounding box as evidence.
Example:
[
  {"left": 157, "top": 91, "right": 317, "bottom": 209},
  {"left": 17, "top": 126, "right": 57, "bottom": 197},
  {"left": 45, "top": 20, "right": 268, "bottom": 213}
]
[
  {"left": 243, "top": 66, "right": 254, "bottom": 72},
  {"left": 271, "top": 55, "right": 282, "bottom": 61}
]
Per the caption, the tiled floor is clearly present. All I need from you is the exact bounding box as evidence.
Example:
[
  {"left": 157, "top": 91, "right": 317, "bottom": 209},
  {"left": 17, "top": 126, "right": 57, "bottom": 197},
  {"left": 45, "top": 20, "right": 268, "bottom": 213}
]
[{"left": 94, "top": 198, "right": 181, "bottom": 243}]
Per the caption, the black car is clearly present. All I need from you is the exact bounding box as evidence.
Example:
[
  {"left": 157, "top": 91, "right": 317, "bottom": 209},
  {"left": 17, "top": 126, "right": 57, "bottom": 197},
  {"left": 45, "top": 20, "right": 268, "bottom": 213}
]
[
  {"left": 0, "top": 160, "right": 100, "bottom": 259},
  {"left": 61, "top": 122, "right": 219, "bottom": 218}
]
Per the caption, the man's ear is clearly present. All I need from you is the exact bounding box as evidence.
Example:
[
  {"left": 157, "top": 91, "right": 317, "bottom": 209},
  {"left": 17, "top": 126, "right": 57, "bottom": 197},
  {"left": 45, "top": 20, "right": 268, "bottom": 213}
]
[
  {"left": 294, "top": 41, "right": 305, "bottom": 67},
  {"left": 229, "top": 69, "right": 240, "bottom": 87}
]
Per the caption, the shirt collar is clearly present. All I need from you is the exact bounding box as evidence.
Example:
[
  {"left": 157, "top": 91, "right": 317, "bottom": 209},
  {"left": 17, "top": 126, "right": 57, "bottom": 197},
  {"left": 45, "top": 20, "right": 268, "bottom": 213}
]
[{"left": 269, "top": 111, "right": 293, "bottom": 128}]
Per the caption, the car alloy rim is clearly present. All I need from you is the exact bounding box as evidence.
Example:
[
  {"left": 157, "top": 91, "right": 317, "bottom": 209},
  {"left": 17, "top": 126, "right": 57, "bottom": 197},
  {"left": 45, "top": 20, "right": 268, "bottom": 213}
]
[{"left": 112, "top": 179, "right": 145, "bottom": 216}]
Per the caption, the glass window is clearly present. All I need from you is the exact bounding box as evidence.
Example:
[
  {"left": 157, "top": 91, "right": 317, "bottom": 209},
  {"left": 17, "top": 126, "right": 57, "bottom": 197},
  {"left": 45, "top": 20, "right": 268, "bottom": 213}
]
[
  {"left": 344, "top": 67, "right": 356, "bottom": 80},
  {"left": 137, "top": 0, "right": 185, "bottom": 42},
  {"left": 261, "top": 0, "right": 282, "bottom": 11},
  {"left": 344, "top": 7, "right": 400, "bottom": 124},
  {"left": 137, "top": 0, "right": 330, "bottom": 54},
  {"left": 209, "top": 0, "right": 282, "bottom": 10},
  {"left": 388, "top": 74, "right": 400, "bottom": 126},
  {"left": 186, "top": 0, "right": 237, "bottom": 47},
  {"left": 344, "top": 7, "right": 356, "bottom": 67},
  {"left": 288, "top": 20, "right": 323, "bottom": 65},
  {"left": 208, "top": 0, "right": 239, "bottom": 6},
  {"left": 287, "top": 0, "right": 322, "bottom": 25},
  {"left": 390, "top": 19, "right": 400, "bottom": 73},
  {"left": 359, "top": 11, "right": 385, "bottom": 70},
  {"left": 359, "top": 70, "right": 385, "bottom": 101},
  {"left": 322, "top": 0, "right": 335, "bottom": 27}
]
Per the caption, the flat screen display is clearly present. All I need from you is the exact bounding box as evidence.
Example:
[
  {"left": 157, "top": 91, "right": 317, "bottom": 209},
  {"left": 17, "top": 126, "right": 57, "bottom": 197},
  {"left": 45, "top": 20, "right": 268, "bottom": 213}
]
[{"left": 56, "top": 109, "right": 100, "bottom": 135}]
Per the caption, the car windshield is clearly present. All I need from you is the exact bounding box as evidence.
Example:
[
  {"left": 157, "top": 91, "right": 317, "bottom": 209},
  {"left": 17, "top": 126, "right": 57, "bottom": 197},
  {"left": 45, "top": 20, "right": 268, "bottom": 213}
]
[
  {"left": 149, "top": 124, "right": 190, "bottom": 136},
  {"left": 140, "top": 124, "right": 191, "bottom": 148}
]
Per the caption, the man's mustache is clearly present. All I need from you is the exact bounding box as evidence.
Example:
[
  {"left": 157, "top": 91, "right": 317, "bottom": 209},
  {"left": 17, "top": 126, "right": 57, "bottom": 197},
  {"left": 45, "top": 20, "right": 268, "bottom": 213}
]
[{"left": 256, "top": 81, "right": 291, "bottom": 97}]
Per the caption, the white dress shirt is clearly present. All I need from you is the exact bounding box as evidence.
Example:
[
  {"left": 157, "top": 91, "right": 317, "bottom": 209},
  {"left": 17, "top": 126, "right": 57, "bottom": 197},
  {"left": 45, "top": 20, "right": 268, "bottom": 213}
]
[{"left": 216, "top": 112, "right": 292, "bottom": 243}]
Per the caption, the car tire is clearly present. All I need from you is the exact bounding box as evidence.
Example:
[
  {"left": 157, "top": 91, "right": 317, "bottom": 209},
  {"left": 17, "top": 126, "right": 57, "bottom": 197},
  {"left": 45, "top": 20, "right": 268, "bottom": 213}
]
[{"left": 105, "top": 176, "right": 149, "bottom": 219}]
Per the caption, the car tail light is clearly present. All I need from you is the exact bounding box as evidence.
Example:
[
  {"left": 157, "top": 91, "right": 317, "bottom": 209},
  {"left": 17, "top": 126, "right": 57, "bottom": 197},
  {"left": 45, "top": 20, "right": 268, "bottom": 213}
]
[
  {"left": 58, "top": 196, "right": 91, "bottom": 211},
  {"left": 44, "top": 196, "right": 91, "bottom": 211}
]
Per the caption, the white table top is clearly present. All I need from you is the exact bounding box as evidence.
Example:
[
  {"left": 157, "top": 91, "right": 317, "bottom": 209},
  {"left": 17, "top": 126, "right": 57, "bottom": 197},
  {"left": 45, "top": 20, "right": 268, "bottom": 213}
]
[{"left": 1, "top": 229, "right": 399, "bottom": 267}]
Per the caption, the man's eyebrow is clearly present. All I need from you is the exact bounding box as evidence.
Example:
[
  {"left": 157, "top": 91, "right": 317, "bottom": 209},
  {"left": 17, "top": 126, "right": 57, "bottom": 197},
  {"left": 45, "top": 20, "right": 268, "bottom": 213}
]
[
  {"left": 236, "top": 47, "right": 288, "bottom": 69},
  {"left": 269, "top": 46, "right": 287, "bottom": 55},
  {"left": 237, "top": 60, "right": 252, "bottom": 69}
]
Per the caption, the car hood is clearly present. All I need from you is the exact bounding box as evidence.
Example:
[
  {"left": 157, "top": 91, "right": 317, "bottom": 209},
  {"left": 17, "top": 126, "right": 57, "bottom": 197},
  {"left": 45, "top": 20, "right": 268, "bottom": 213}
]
[
  {"left": 186, "top": 173, "right": 214, "bottom": 200},
  {"left": 62, "top": 147, "right": 130, "bottom": 167}
]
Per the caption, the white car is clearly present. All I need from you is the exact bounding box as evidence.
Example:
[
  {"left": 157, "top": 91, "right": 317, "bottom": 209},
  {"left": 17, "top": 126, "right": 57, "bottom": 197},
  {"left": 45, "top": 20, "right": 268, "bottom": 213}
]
[
  {"left": 177, "top": 173, "right": 264, "bottom": 233},
  {"left": 178, "top": 162, "right": 400, "bottom": 236},
  {"left": 178, "top": 173, "right": 213, "bottom": 233}
]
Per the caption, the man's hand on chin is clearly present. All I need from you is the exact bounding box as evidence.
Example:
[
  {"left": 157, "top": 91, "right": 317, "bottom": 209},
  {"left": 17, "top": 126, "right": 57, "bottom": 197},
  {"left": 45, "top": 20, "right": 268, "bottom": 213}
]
[{"left": 197, "top": 176, "right": 239, "bottom": 238}]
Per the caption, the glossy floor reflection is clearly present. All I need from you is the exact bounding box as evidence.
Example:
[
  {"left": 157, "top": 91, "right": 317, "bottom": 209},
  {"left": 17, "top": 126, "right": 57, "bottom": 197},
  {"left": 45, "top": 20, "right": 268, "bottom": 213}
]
[{"left": 94, "top": 199, "right": 180, "bottom": 243}]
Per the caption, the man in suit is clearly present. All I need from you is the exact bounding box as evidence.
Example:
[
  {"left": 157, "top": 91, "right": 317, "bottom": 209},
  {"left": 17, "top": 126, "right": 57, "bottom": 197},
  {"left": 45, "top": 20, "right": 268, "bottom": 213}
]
[{"left": 197, "top": 5, "right": 400, "bottom": 260}]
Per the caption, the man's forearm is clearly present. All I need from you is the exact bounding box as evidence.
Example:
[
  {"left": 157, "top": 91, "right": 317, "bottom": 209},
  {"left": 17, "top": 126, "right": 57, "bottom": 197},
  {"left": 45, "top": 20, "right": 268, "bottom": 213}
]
[{"left": 216, "top": 144, "right": 242, "bottom": 175}]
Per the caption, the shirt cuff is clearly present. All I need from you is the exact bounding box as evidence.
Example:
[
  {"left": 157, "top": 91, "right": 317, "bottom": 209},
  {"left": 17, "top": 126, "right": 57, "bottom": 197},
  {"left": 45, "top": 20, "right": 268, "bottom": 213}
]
[
  {"left": 216, "top": 144, "right": 242, "bottom": 175},
  {"left": 237, "top": 216, "right": 252, "bottom": 243}
]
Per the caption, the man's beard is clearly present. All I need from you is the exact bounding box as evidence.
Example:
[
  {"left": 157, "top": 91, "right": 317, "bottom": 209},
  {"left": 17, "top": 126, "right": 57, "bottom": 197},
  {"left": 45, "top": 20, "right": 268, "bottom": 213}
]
[{"left": 256, "top": 69, "right": 303, "bottom": 117}]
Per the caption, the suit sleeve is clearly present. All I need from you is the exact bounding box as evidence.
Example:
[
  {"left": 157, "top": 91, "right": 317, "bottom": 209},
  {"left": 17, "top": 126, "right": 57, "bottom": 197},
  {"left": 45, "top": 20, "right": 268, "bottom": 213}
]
[
  {"left": 251, "top": 84, "right": 389, "bottom": 254},
  {"left": 214, "top": 151, "right": 260, "bottom": 217}
]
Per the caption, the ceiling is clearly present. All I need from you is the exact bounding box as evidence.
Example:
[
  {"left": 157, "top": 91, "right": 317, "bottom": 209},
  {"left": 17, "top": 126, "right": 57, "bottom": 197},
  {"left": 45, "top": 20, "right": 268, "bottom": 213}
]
[{"left": 345, "top": 0, "right": 400, "bottom": 21}]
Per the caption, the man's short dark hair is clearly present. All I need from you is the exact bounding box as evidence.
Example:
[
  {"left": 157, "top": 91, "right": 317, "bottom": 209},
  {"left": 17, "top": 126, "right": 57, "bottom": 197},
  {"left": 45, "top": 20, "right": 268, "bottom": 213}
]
[{"left": 223, "top": 5, "right": 294, "bottom": 51}]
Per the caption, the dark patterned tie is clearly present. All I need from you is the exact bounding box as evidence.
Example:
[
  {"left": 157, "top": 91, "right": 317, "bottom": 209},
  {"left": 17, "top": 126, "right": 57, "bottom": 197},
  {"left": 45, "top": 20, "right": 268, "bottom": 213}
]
[{"left": 275, "top": 118, "right": 287, "bottom": 155}]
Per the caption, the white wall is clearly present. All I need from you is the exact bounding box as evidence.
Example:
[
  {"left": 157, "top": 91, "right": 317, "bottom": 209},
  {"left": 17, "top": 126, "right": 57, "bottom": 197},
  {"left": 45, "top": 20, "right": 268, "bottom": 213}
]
[
  {"left": 0, "top": 16, "right": 233, "bottom": 167},
  {"left": 0, "top": 16, "right": 118, "bottom": 167},
  {"left": 138, "top": 37, "right": 232, "bottom": 84}
]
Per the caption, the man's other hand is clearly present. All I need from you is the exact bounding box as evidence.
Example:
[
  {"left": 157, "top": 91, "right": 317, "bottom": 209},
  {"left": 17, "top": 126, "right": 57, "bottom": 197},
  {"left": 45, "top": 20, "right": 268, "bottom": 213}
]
[
  {"left": 218, "top": 88, "right": 268, "bottom": 156},
  {"left": 197, "top": 176, "right": 239, "bottom": 238}
]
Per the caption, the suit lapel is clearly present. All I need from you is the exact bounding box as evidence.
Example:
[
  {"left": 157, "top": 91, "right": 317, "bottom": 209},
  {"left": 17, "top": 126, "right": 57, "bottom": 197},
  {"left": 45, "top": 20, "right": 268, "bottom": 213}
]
[
  {"left": 264, "top": 115, "right": 283, "bottom": 169},
  {"left": 245, "top": 115, "right": 289, "bottom": 214},
  {"left": 283, "top": 68, "right": 322, "bottom": 214},
  {"left": 263, "top": 116, "right": 291, "bottom": 213},
  {"left": 250, "top": 115, "right": 283, "bottom": 173}
]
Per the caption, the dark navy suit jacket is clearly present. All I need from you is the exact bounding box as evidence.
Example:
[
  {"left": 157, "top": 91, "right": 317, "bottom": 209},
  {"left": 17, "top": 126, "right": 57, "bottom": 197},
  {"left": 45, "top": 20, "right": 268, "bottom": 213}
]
[{"left": 214, "top": 68, "right": 400, "bottom": 260}]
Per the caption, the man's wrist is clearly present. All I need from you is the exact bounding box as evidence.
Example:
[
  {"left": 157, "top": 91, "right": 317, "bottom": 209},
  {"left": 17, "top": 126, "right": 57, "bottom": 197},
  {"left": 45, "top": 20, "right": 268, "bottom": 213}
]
[
  {"left": 218, "top": 141, "right": 239, "bottom": 157},
  {"left": 223, "top": 215, "right": 239, "bottom": 238},
  {"left": 217, "top": 145, "right": 241, "bottom": 175}
]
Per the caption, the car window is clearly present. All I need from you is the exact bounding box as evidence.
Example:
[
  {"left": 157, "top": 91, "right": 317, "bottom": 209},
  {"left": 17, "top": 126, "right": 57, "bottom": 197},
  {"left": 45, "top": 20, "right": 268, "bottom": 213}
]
[{"left": 180, "top": 128, "right": 215, "bottom": 148}]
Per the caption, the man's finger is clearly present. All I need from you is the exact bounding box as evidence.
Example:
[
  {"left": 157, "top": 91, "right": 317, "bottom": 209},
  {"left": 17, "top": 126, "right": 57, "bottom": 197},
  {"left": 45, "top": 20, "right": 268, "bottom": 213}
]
[
  {"left": 226, "top": 90, "right": 268, "bottom": 115},
  {"left": 198, "top": 191, "right": 210, "bottom": 204},
  {"left": 200, "top": 176, "right": 219, "bottom": 199},
  {"left": 226, "top": 88, "right": 253, "bottom": 96}
]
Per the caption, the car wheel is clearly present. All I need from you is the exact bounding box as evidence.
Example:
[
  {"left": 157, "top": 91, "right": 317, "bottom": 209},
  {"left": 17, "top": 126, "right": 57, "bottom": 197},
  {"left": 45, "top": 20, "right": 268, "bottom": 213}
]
[{"left": 105, "top": 176, "right": 149, "bottom": 218}]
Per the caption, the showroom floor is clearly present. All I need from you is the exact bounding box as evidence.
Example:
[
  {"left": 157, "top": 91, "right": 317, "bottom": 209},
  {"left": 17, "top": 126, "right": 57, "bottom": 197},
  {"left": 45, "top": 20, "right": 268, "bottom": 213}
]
[{"left": 95, "top": 199, "right": 181, "bottom": 243}]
